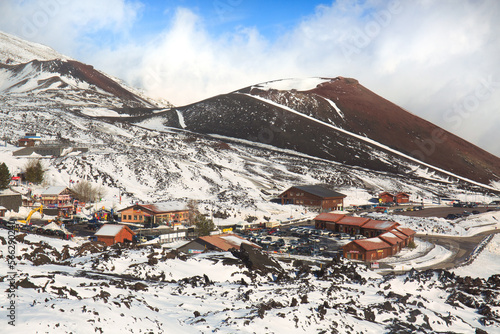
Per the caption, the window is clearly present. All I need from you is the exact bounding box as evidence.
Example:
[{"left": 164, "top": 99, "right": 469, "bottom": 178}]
[
  {"left": 133, "top": 215, "right": 137, "bottom": 221},
  {"left": 128, "top": 215, "right": 132, "bottom": 220}
]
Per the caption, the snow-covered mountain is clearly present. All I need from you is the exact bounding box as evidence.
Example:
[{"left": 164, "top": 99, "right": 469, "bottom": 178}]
[
  {"left": 1, "top": 31, "right": 499, "bottom": 220},
  {"left": 144, "top": 77, "right": 500, "bottom": 189}
]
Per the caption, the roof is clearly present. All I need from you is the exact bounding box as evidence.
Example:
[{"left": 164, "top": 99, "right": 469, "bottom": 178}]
[
  {"left": 0, "top": 206, "right": 7, "bottom": 210},
  {"left": 337, "top": 216, "right": 371, "bottom": 226},
  {"left": 396, "top": 192, "right": 410, "bottom": 197},
  {"left": 314, "top": 212, "right": 345, "bottom": 222},
  {"left": 118, "top": 201, "right": 187, "bottom": 214},
  {"left": 350, "top": 237, "right": 392, "bottom": 251},
  {"left": 390, "top": 229, "right": 408, "bottom": 240},
  {"left": 281, "top": 185, "right": 346, "bottom": 199},
  {"left": 378, "top": 232, "right": 404, "bottom": 245},
  {"left": 198, "top": 234, "right": 261, "bottom": 251},
  {"left": 395, "top": 227, "right": 416, "bottom": 237},
  {"left": 379, "top": 192, "right": 395, "bottom": 197},
  {"left": 41, "top": 186, "right": 68, "bottom": 196},
  {"left": 361, "top": 220, "right": 399, "bottom": 231},
  {"left": 95, "top": 224, "right": 135, "bottom": 237}
]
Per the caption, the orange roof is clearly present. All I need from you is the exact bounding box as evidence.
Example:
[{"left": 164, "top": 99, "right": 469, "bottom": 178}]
[
  {"left": 390, "top": 229, "right": 408, "bottom": 240},
  {"left": 337, "top": 216, "right": 371, "bottom": 226},
  {"left": 395, "top": 227, "right": 416, "bottom": 237},
  {"left": 361, "top": 220, "right": 399, "bottom": 231},
  {"left": 350, "top": 237, "right": 391, "bottom": 251},
  {"left": 378, "top": 232, "right": 404, "bottom": 245},
  {"left": 314, "top": 212, "right": 345, "bottom": 222},
  {"left": 199, "top": 234, "right": 261, "bottom": 251}
]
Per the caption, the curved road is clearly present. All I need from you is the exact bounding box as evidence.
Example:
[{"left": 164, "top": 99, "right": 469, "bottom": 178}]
[{"left": 415, "top": 229, "right": 500, "bottom": 270}]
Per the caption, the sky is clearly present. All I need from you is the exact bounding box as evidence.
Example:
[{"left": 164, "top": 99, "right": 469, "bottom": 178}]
[{"left": 0, "top": 0, "right": 499, "bottom": 157}]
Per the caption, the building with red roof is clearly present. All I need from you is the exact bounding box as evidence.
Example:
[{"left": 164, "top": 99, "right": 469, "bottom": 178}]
[
  {"left": 177, "top": 234, "right": 261, "bottom": 254},
  {"left": 360, "top": 220, "right": 400, "bottom": 238},
  {"left": 342, "top": 237, "right": 392, "bottom": 261},
  {"left": 314, "top": 212, "right": 345, "bottom": 230},
  {"left": 335, "top": 216, "right": 371, "bottom": 235}
]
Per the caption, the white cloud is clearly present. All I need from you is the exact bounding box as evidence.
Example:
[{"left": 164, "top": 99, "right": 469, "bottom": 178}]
[{"left": 0, "top": 0, "right": 499, "bottom": 156}]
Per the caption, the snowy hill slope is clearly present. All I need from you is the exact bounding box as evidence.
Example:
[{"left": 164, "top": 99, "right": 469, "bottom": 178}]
[
  {"left": 0, "top": 31, "right": 69, "bottom": 64},
  {"left": 0, "top": 230, "right": 499, "bottom": 333},
  {"left": 1, "top": 31, "right": 498, "bottom": 220},
  {"left": 148, "top": 77, "right": 500, "bottom": 188},
  {"left": 0, "top": 31, "right": 171, "bottom": 112}
]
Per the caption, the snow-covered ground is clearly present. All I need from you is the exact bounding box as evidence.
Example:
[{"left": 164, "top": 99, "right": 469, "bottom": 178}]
[{"left": 1, "top": 223, "right": 499, "bottom": 334}]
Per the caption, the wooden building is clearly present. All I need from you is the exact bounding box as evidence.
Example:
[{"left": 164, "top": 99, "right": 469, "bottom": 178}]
[
  {"left": 395, "top": 192, "right": 410, "bottom": 204},
  {"left": 335, "top": 216, "right": 371, "bottom": 235},
  {"left": 378, "top": 232, "right": 405, "bottom": 255},
  {"left": 279, "top": 185, "right": 346, "bottom": 212},
  {"left": 378, "top": 192, "right": 395, "bottom": 203},
  {"left": 360, "top": 220, "right": 400, "bottom": 238},
  {"left": 395, "top": 227, "right": 416, "bottom": 246},
  {"left": 94, "top": 224, "right": 136, "bottom": 246},
  {"left": 314, "top": 212, "right": 345, "bottom": 230},
  {"left": 0, "top": 206, "right": 6, "bottom": 217},
  {"left": 379, "top": 192, "right": 410, "bottom": 204},
  {"left": 342, "top": 237, "right": 392, "bottom": 261},
  {"left": 177, "top": 234, "right": 261, "bottom": 254},
  {"left": 118, "top": 202, "right": 188, "bottom": 225}
]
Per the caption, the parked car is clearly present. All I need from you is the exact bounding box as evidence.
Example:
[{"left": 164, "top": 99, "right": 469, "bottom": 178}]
[
  {"left": 339, "top": 233, "right": 351, "bottom": 240},
  {"left": 445, "top": 214, "right": 457, "bottom": 220},
  {"left": 354, "top": 234, "right": 366, "bottom": 240}
]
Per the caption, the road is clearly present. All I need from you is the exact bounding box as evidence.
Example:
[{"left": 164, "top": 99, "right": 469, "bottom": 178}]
[{"left": 415, "top": 229, "right": 500, "bottom": 270}]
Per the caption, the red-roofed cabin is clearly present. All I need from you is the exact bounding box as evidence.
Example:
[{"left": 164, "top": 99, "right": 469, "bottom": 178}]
[
  {"left": 378, "top": 192, "right": 395, "bottom": 203},
  {"left": 342, "top": 237, "right": 392, "bottom": 261},
  {"left": 177, "top": 234, "right": 261, "bottom": 253},
  {"left": 395, "top": 192, "right": 410, "bottom": 204},
  {"left": 361, "top": 220, "right": 400, "bottom": 238},
  {"left": 314, "top": 212, "right": 345, "bottom": 230},
  {"left": 395, "top": 227, "right": 416, "bottom": 246},
  {"left": 94, "top": 224, "right": 136, "bottom": 246},
  {"left": 378, "top": 232, "right": 405, "bottom": 255},
  {"left": 336, "top": 216, "right": 371, "bottom": 235}
]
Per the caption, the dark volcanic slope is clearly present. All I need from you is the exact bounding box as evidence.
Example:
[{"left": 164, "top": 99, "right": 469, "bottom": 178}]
[
  {"left": 305, "top": 77, "right": 500, "bottom": 185},
  {"left": 158, "top": 77, "right": 500, "bottom": 187},
  {"left": 0, "top": 59, "right": 156, "bottom": 108}
]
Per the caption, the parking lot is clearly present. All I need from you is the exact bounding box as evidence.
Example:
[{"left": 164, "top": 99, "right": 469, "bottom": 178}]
[{"left": 237, "top": 224, "right": 352, "bottom": 257}]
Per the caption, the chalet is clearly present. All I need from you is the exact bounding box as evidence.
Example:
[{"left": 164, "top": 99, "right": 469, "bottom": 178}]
[
  {"left": 395, "top": 192, "right": 410, "bottom": 204},
  {"left": 39, "top": 186, "right": 75, "bottom": 217},
  {"left": 40, "top": 187, "right": 73, "bottom": 207},
  {"left": 360, "top": 220, "right": 400, "bottom": 238},
  {"left": 378, "top": 231, "right": 405, "bottom": 255},
  {"left": 177, "top": 234, "right": 261, "bottom": 254},
  {"left": 395, "top": 227, "right": 416, "bottom": 246},
  {"left": 335, "top": 216, "right": 371, "bottom": 235},
  {"left": 379, "top": 192, "right": 410, "bottom": 204},
  {"left": 342, "top": 237, "right": 392, "bottom": 261},
  {"left": 94, "top": 224, "right": 136, "bottom": 246},
  {"left": 118, "top": 201, "right": 188, "bottom": 225},
  {"left": 279, "top": 185, "right": 346, "bottom": 212},
  {"left": 0, "top": 206, "right": 6, "bottom": 217},
  {"left": 314, "top": 212, "right": 345, "bottom": 230},
  {"left": 378, "top": 192, "right": 395, "bottom": 203},
  {"left": 390, "top": 229, "right": 410, "bottom": 246}
]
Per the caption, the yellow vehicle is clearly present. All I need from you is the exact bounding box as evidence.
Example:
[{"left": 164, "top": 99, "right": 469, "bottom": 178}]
[{"left": 17, "top": 205, "right": 43, "bottom": 225}]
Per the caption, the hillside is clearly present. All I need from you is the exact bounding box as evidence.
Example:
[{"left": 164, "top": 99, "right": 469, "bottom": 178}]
[
  {"left": 1, "top": 31, "right": 499, "bottom": 220},
  {"left": 145, "top": 77, "right": 500, "bottom": 189}
]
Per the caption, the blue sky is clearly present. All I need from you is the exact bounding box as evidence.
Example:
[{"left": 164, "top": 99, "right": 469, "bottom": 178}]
[{"left": 1, "top": 0, "right": 500, "bottom": 157}]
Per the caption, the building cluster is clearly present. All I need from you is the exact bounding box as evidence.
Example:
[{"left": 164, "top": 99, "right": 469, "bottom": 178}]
[{"left": 314, "top": 212, "right": 415, "bottom": 261}]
